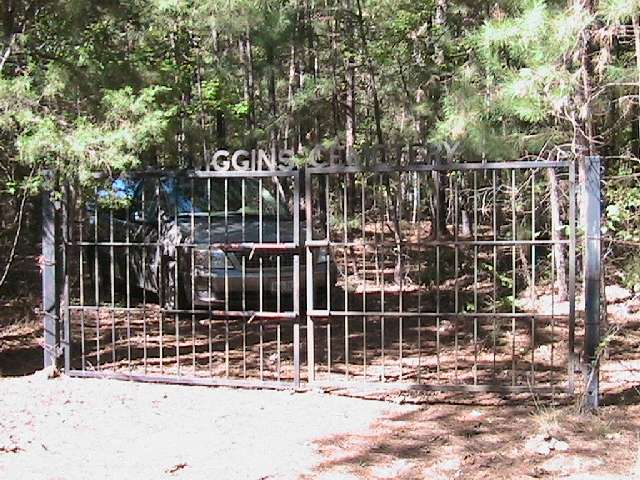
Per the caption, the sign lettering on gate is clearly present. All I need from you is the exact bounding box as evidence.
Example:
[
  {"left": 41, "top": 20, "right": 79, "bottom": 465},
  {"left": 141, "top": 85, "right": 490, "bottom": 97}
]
[{"left": 203, "top": 141, "right": 462, "bottom": 171}]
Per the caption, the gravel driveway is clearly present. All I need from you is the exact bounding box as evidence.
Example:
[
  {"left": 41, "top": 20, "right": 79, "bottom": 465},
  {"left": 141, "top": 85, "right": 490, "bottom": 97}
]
[{"left": 0, "top": 375, "right": 413, "bottom": 480}]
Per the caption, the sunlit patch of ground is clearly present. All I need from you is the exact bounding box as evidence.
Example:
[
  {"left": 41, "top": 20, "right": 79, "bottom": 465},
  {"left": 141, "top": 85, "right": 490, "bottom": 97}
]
[
  {"left": 0, "top": 376, "right": 412, "bottom": 480},
  {"left": 2, "top": 373, "right": 638, "bottom": 480}
]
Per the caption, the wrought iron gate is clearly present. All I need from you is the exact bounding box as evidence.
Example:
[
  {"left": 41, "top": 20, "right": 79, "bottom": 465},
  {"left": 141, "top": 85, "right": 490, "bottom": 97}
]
[
  {"left": 43, "top": 153, "right": 597, "bottom": 396},
  {"left": 304, "top": 158, "right": 578, "bottom": 394},
  {"left": 55, "top": 168, "right": 304, "bottom": 388}
]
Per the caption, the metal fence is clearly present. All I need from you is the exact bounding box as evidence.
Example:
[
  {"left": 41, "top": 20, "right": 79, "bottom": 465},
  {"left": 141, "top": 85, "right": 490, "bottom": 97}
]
[{"left": 42, "top": 153, "right": 602, "bottom": 398}]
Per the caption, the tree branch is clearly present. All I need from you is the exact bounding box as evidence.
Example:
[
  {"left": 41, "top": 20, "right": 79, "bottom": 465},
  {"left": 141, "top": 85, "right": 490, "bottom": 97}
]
[{"left": 0, "top": 167, "right": 35, "bottom": 291}]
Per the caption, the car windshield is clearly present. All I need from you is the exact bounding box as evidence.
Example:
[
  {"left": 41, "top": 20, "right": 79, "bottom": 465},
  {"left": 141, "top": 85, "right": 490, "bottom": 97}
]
[
  {"left": 169, "top": 177, "right": 289, "bottom": 217},
  {"left": 108, "top": 176, "right": 293, "bottom": 220},
  {"left": 145, "top": 178, "right": 290, "bottom": 217}
]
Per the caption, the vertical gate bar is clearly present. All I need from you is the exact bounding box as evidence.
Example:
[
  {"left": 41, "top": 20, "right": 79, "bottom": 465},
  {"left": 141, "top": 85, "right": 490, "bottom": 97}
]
[
  {"left": 205, "top": 123, "right": 212, "bottom": 378},
  {"left": 325, "top": 174, "right": 331, "bottom": 377},
  {"left": 454, "top": 175, "right": 459, "bottom": 380},
  {"left": 379, "top": 173, "right": 386, "bottom": 380},
  {"left": 94, "top": 186, "right": 100, "bottom": 370},
  {"left": 276, "top": 177, "right": 281, "bottom": 382},
  {"left": 372, "top": 174, "right": 378, "bottom": 379},
  {"left": 224, "top": 177, "right": 229, "bottom": 378},
  {"left": 511, "top": 169, "right": 517, "bottom": 386},
  {"left": 79, "top": 202, "right": 86, "bottom": 370},
  {"left": 259, "top": 177, "right": 264, "bottom": 381},
  {"left": 343, "top": 172, "right": 349, "bottom": 380},
  {"left": 277, "top": 318, "right": 281, "bottom": 381},
  {"left": 568, "top": 159, "right": 577, "bottom": 392},
  {"left": 435, "top": 167, "right": 441, "bottom": 381},
  {"left": 126, "top": 201, "right": 132, "bottom": 371},
  {"left": 190, "top": 178, "right": 196, "bottom": 375},
  {"left": 584, "top": 155, "right": 601, "bottom": 409},
  {"left": 492, "top": 170, "right": 497, "bottom": 378},
  {"left": 473, "top": 171, "right": 478, "bottom": 386},
  {"left": 142, "top": 184, "right": 148, "bottom": 374},
  {"left": 156, "top": 178, "right": 163, "bottom": 374},
  {"left": 551, "top": 235, "right": 556, "bottom": 394},
  {"left": 174, "top": 185, "right": 180, "bottom": 376},
  {"left": 293, "top": 170, "right": 301, "bottom": 388},
  {"left": 361, "top": 173, "right": 367, "bottom": 381},
  {"left": 394, "top": 169, "right": 405, "bottom": 381},
  {"left": 305, "top": 169, "right": 315, "bottom": 382},
  {"left": 207, "top": 177, "right": 213, "bottom": 376},
  {"left": 531, "top": 171, "right": 536, "bottom": 385},
  {"left": 398, "top": 171, "right": 404, "bottom": 382},
  {"left": 242, "top": 178, "right": 247, "bottom": 379},
  {"left": 62, "top": 184, "right": 71, "bottom": 373},
  {"left": 110, "top": 208, "right": 116, "bottom": 370},
  {"left": 326, "top": 322, "right": 331, "bottom": 378},
  {"left": 42, "top": 180, "right": 59, "bottom": 369},
  {"left": 416, "top": 170, "right": 422, "bottom": 384}
]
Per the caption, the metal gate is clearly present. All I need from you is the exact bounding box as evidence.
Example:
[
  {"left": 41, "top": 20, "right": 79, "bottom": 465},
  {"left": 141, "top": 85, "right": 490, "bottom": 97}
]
[
  {"left": 53, "top": 167, "right": 304, "bottom": 388},
  {"left": 304, "top": 156, "right": 579, "bottom": 394},
  {"left": 43, "top": 151, "right": 599, "bottom": 396}
]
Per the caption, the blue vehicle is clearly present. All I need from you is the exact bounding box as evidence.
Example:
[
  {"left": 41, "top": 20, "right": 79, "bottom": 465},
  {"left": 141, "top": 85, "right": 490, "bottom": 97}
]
[{"left": 89, "top": 175, "right": 329, "bottom": 309}]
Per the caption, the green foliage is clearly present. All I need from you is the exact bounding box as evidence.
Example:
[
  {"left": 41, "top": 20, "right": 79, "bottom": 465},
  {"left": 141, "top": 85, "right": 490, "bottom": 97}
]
[
  {"left": 598, "top": 0, "right": 640, "bottom": 24},
  {"left": 604, "top": 175, "right": 640, "bottom": 243},
  {"left": 620, "top": 254, "right": 640, "bottom": 293},
  {"left": 0, "top": 0, "right": 638, "bottom": 212},
  {"left": 9, "top": 84, "right": 174, "bottom": 186}
]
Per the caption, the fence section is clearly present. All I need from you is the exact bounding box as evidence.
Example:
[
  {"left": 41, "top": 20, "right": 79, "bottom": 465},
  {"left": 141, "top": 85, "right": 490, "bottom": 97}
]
[
  {"left": 304, "top": 159, "right": 578, "bottom": 393},
  {"left": 61, "top": 169, "right": 304, "bottom": 388},
  {"left": 41, "top": 154, "right": 597, "bottom": 397}
]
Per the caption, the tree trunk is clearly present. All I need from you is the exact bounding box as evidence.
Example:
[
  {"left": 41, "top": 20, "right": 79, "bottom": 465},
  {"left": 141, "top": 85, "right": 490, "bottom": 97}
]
[
  {"left": 1, "top": 1, "right": 15, "bottom": 73},
  {"left": 284, "top": 44, "right": 296, "bottom": 150},
  {"left": 576, "top": 0, "right": 599, "bottom": 306},
  {"left": 573, "top": 0, "right": 597, "bottom": 239},
  {"left": 242, "top": 29, "right": 256, "bottom": 133},
  {"left": 354, "top": 0, "right": 405, "bottom": 284},
  {"left": 345, "top": 58, "right": 355, "bottom": 159},
  {"left": 432, "top": 0, "right": 449, "bottom": 237},
  {"left": 548, "top": 166, "right": 568, "bottom": 301},
  {"left": 268, "top": 59, "right": 278, "bottom": 156},
  {"left": 412, "top": 171, "right": 419, "bottom": 224},
  {"left": 434, "top": 0, "right": 447, "bottom": 65},
  {"left": 330, "top": 13, "right": 339, "bottom": 137}
]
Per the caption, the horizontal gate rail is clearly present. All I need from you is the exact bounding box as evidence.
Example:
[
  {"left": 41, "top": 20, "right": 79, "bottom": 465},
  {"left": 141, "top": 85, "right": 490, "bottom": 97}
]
[
  {"left": 67, "top": 369, "right": 305, "bottom": 391},
  {"left": 306, "top": 160, "right": 570, "bottom": 174},
  {"left": 306, "top": 239, "right": 570, "bottom": 247},
  {"left": 66, "top": 241, "right": 301, "bottom": 252},
  {"left": 306, "top": 311, "right": 580, "bottom": 320}
]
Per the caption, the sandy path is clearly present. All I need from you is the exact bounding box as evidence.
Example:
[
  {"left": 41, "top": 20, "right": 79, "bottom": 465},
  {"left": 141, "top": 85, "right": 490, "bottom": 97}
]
[{"left": 0, "top": 375, "right": 414, "bottom": 480}]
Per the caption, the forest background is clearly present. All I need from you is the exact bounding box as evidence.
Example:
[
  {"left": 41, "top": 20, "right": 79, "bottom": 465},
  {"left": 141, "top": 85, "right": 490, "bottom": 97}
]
[{"left": 0, "top": 0, "right": 639, "bottom": 297}]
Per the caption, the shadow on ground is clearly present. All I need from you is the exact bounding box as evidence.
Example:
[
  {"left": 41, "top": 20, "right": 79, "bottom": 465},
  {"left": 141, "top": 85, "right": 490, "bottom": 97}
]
[{"left": 302, "top": 400, "right": 640, "bottom": 479}]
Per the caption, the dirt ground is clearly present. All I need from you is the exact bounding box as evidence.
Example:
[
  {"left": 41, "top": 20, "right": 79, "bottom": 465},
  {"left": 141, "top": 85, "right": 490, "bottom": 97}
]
[
  {"left": 0, "top": 375, "right": 411, "bottom": 480},
  {"left": 2, "top": 272, "right": 640, "bottom": 479},
  {"left": 0, "top": 374, "right": 639, "bottom": 480}
]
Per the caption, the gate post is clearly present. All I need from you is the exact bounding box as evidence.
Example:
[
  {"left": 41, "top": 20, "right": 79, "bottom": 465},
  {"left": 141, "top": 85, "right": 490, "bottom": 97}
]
[
  {"left": 42, "top": 176, "right": 60, "bottom": 369},
  {"left": 583, "top": 155, "right": 601, "bottom": 410}
]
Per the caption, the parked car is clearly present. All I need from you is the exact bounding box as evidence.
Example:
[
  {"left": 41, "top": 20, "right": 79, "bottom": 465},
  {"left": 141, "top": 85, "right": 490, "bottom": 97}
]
[{"left": 88, "top": 175, "right": 330, "bottom": 309}]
